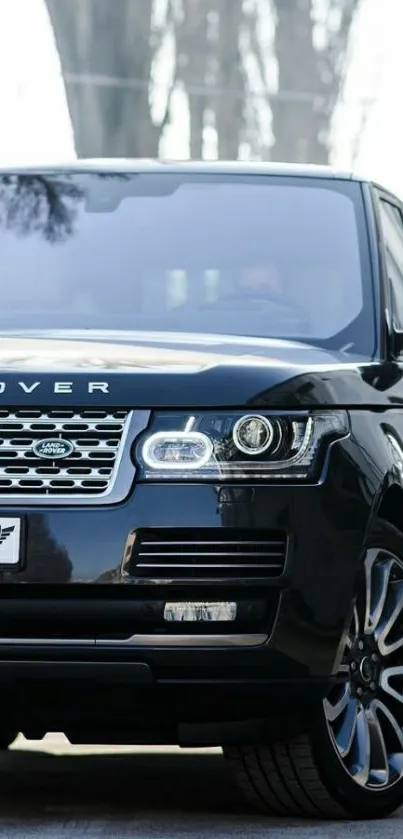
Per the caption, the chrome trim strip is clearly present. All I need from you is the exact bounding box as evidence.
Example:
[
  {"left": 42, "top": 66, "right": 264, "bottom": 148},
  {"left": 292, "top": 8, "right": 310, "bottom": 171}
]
[
  {"left": 0, "top": 410, "right": 150, "bottom": 506},
  {"left": 138, "top": 551, "right": 283, "bottom": 557},
  {"left": 137, "top": 563, "right": 283, "bottom": 569},
  {"left": 0, "top": 633, "right": 268, "bottom": 648},
  {"left": 0, "top": 638, "right": 96, "bottom": 647},
  {"left": 142, "top": 540, "right": 284, "bottom": 547},
  {"left": 101, "top": 633, "right": 268, "bottom": 647}
]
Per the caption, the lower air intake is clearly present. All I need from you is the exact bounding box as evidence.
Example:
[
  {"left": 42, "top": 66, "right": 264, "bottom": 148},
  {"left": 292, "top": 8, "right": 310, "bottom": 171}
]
[{"left": 131, "top": 529, "right": 287, "bottom": 581}]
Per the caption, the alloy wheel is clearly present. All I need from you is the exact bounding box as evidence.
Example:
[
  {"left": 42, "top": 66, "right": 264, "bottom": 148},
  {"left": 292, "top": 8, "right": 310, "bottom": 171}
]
[{"left": 324, "top": 547, "right": 403, "bottom": 790}]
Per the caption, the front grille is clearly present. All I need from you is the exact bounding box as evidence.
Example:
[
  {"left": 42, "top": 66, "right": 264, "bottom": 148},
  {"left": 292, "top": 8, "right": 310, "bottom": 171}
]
[
  {"left": 0, "top": 409, "right": 131, "bottom": 496},
  {"left": 131, "top": 529, "right": 287, "bottom": 581}
]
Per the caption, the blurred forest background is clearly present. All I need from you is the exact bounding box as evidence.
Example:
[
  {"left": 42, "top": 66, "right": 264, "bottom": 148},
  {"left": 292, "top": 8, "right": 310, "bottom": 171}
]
[{"left": 43, "top": 0, "right": 364, "bottom": 164}]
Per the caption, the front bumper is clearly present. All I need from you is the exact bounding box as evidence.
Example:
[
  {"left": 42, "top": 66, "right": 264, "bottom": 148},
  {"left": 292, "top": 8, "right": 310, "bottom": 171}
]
[{"left": 0, "top": 437, "right": 373, "bottom": 700}]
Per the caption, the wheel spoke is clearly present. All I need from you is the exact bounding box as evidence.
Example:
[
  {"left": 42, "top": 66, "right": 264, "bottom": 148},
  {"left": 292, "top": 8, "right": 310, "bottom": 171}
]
[
  {"left": 324, "top": 683, "right": 351, "bottom": 723},
  {"left": 346, "top": 607, "right": 359, "bottom": 650},
  {"left": 349, "top": 706, "right": 371, "bottom": 786},
  {"left": 373, "top": 699, "right": 403, "bottom": 748},
  {"left": 376, "top": 581, "right": 403, "bottom": 655},
  {"left": 334, "top": 698, "right": 358, "bottom": 758},
  {"left": 364, "top": 552, "right": 394, "bottom": 635},
  {"left": 366, "top": 702, "right": 389, "bottom": 786},
  {"left": 380, "top": 665, "right": 403, "bottom": 704},
  {"left": 373, "top": 699, "right": 403, "bottom": 780}
]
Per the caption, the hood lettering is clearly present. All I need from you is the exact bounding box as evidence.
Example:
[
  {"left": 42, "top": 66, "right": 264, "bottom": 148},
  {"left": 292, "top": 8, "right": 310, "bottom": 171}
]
[
  {"left": 18, "top": 381, "right": 40, "bottom": 394},
  {"left": 89, "top": 382, "right": 109, "bottom": 393},
  {"left": 54, "top": 382, "right": 73, "bottom": 393},
  {"left": 0, "top": 381, "right": 110, "bottom": 395}
]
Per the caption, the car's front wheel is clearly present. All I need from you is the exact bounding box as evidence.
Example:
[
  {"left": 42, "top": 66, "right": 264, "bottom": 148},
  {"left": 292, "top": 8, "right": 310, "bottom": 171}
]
[{"left": 225, "top": 519, "right": 403, "bottom": 819}]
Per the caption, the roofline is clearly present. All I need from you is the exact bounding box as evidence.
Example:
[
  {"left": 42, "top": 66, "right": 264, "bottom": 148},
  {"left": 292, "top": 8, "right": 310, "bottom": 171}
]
[{"left": 0, "top": 157, "right": 360, "bottom": 181}]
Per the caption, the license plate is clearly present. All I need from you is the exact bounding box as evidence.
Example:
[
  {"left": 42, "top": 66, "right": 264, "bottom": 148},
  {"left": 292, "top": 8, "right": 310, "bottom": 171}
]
[
  {"left": 164, "top": 602, "right": 237, "bottom": 623},
  {"left": 0, "top": 517, "right": 21, "bottom": 565}
]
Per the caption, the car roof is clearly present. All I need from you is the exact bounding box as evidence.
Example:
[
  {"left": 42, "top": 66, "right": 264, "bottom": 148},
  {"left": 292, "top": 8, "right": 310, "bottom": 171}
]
[{"left": 0, "top": 158, "right": 363, "bottom": 181}]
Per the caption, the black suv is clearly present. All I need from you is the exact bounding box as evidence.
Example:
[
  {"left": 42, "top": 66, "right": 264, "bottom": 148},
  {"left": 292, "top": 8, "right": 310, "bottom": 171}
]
[{"left": 1, "top": 160, "right": 403, "bottom": 819}]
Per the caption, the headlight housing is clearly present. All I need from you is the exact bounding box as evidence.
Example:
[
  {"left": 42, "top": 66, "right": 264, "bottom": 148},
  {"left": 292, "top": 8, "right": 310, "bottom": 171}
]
[{"left": 135, "top": 411, "right": 349, "bottom": 481}]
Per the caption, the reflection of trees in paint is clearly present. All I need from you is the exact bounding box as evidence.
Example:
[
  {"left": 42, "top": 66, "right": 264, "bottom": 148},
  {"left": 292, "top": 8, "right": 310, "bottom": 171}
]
[
  {"left": 0, "top": 175, "right": 85, "bottom": 244},
  {"left": 96, "top": 567, "right": 121, "bottom": 583},
  {"left": 16, "top": 514, "right": 72, "bottom": 583},
  {"left": 386, "top": 432, "right": 403, "bottom": 480},
  {"left": 0, "top": 173, "right": 130, "bottom": 245}
]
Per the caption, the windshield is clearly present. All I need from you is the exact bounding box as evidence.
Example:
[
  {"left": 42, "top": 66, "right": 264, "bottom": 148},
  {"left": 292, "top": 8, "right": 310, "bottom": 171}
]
[{"left": 0, "top": 171, "right": 374, "bottom": 353}]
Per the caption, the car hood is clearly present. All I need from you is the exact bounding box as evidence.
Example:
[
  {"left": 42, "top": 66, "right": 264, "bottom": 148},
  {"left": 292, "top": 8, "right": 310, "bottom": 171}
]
[{"left": 0, "top": 330, "right": 393, "bottom": 408}]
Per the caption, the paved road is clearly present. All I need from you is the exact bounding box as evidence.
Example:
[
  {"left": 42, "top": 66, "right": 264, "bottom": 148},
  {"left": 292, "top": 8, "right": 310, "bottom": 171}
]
[{"left": 0, "top": 735, "right": 399, "bottom": 837}]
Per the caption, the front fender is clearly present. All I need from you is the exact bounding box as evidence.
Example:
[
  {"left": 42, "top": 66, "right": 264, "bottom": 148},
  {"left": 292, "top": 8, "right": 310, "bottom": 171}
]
[{"left": 349, "top": 410, "right": 403, "bottom": 541}]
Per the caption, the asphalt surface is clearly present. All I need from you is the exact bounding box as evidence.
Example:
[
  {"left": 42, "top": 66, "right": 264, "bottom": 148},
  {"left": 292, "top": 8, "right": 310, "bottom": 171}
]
[{"left": 0, "top": 735, "right": 399, "bottom": 837}]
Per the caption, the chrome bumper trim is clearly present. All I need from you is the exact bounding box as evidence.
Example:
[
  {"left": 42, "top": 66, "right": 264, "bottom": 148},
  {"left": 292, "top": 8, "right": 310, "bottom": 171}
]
[
  {"left": 0, "top": 633, "right": 268, "bottom": 649},
  {"left": 102, "top": 633, "right": 268, "bottom": 648}
]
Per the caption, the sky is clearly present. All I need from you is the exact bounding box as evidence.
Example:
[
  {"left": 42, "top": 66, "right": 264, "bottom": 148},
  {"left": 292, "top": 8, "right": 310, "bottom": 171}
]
[
  {"left": 0, "top": 0, "right": 402, "bottom": 196},
  {"left": 331, "top": 0, "right": 403, "bottom": 194}
]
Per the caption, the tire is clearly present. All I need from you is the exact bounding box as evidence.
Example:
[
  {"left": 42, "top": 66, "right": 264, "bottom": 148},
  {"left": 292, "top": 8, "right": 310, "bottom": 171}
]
[{"left": 224, "top": 519, "right": 403, "bottom": 819}]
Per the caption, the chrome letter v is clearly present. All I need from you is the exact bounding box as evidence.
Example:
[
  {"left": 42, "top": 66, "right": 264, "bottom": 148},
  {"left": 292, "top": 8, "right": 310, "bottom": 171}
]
[{"left": 18, "top": 382, "right": 40, "bottom": 394}]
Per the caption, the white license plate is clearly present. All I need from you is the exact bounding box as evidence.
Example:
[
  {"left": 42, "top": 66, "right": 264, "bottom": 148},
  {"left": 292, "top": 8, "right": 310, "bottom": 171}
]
[{"left": 0, "top": 517, "right": 21, "bottom": 565}]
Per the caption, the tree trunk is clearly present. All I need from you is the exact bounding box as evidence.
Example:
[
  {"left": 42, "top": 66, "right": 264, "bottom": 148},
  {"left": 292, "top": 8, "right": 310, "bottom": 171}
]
[
  {"left": 176, "top": 0, "right": 210, "bottom": 158},
  {"left": 45, "top": 0, "right": 160, "bottom": 157},
  {"left": 177, "top": 0, "right": 245, "bottom": 159},
  {"left": 45, "top": 0, "right": 359, "bottom": 163},
  {"left": 188, "top": 94, "right": 205, "bottom": 159},
  {"left": 215, "top": 0, "right": 244, "bottom": 159},
  {"left": 271, "top": 0, "right": 327, "bottom": 163},
  {"left": 271, "top": 0, "right": 359, "bottom": 164}
]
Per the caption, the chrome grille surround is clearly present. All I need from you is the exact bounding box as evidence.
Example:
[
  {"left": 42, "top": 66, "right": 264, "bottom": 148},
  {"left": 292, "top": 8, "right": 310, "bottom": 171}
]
[{"left": 0, "top": 409, "right": 151, "bottom": 506}]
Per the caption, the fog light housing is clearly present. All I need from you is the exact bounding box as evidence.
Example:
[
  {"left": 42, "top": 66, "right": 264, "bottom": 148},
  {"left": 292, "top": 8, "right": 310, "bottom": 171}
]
[{"left": 164, "top": 602, "right": 237, "bottom": 622}]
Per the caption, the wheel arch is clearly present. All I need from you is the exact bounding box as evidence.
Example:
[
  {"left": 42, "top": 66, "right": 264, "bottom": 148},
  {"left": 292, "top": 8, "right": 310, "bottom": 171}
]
[
  {"left": 371, "top": 424, "right": 403, "bottom": 537},
  {"left": 375, "top": 482, "right": 403, "bottom": 535}
]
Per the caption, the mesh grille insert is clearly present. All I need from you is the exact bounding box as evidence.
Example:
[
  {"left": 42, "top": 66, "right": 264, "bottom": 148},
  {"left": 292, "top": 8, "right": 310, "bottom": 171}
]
[{"left": 0, "top": 408, "right": 130, "bottom": 496}]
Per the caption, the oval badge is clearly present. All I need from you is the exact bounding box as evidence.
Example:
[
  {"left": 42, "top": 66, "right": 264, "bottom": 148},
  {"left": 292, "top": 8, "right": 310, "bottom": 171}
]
[{"left": 33, "top": 439, "right": 75, "bottom": 460}]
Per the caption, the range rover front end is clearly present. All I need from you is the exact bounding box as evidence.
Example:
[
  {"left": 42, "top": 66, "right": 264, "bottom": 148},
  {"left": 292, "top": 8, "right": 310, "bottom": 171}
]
[{"left": 1, "top": 160, "right": 403, "bottom": 820}]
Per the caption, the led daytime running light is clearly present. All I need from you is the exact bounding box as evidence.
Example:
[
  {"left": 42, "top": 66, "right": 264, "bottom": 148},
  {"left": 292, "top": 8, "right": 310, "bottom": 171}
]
[{"left": 142, "top": 430, "right": 214, "bottom": 470}]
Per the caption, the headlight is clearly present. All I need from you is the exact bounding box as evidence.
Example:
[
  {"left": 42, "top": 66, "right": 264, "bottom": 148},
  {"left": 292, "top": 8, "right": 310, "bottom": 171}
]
[{"left": 135, "top": 411, "right": 349, "bottom": 481}]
